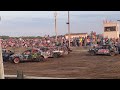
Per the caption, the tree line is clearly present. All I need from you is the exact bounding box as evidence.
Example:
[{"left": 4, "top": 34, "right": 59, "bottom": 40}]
[{"left": 0, "top": 36, "right": 43, "bottom": 40}]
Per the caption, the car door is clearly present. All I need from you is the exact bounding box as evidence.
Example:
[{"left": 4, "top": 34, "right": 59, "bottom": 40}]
[
  {"left": 103, "top": 45, "right": 110, "bottom": 54},
  {"left": 23, "top": 50, "right": 31, "bottom": 61},
  {"left": 98, "top": 45, "right": 109, "bottom": 54},
  {"left": 96, "top": 46, "right": 102, "bottom": 54},
  {"left": 97, "top": 46, "right": 106, "bottom": 54}
]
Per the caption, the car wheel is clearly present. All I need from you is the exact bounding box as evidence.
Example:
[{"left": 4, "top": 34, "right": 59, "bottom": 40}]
[
  {"left": 64, "top": 51, "right": 69, "bottom": 55},
  {"left": 40, "top": 56, "right": 45, "bottom": 61},
  {"left": 53, "top": 53, "right": 59, "bottom": 58},
  {"left": 13, "top": 57, "right": 20, "bottom": 64},
  {"left": 110, "top": 52, "right": 115, "bottom": 56},
  {"left": 37, "top": 56, "right": 45, "bottom": 62},
  {"left": 90, "top": 51, "right": 95, "bottom": 56}
]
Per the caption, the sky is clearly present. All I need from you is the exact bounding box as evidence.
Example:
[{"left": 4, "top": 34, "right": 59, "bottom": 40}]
[{"left": 0, "top": 11, "right": 120, "bottom": 37}]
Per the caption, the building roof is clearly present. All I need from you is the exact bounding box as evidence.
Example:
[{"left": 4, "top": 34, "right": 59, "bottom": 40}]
[{"left": 65, "top": 33, "right": 88, "bottom": 36}]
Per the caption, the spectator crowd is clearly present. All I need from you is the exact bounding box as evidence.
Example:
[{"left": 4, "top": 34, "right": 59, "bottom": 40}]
[{"left": 1, "top": 31, "right": 120, "bottom": 49}]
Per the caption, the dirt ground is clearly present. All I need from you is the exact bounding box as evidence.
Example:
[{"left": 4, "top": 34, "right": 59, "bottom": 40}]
[{"left": 4, "top": 47, "right": 120, "bottom": 79}]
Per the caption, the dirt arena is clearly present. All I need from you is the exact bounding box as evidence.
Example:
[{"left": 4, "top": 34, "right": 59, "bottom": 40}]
[{"left": 4, "top": 47, "right": 120, "bottom": 79}]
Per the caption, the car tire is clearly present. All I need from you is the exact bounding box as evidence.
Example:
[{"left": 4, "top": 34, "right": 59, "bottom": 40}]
[
  {"left": 64, "top": 51, "right": 69, "bottom": 55},
  {"left": 13, "top": 57, "right": 20, "bottom": 64},
  {"left": 90, "top": 51, "right": 95, "bottom": 56},
  {"left": 110, "top": 52, "right": 115, "bottom": 56},
  {"left": 53, "top": 53, "right": 59, "bottom": 58},
  {"left": 37, "top": 56, "right": 45, "bottom": 62}
]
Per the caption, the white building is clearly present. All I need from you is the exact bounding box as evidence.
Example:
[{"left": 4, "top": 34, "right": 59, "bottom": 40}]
[
  {"left": 65, "top": 33, "right": 88, "bottom": 39},
  {"left": 103, "top": 20, "right": 119, "bottom": 39}
]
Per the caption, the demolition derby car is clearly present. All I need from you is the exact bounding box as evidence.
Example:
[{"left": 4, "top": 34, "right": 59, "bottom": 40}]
[
  {"left": 9, "top": 48, "right": 45, "bottom": 64},
  {"left": 39, "top": 45, "right": 71, "bottom": 58},
  {"left": 39, "top": 46, "right": 64, "bottom": 58},
  {"left": 88, "top": 44, "right": 119, "bottom": 56}
]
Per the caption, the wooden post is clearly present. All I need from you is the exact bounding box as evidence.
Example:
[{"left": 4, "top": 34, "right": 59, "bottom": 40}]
[
  {"left": 17, "top": 70, "right": 24, "bottom": 79},
  {"left": 0, "top": 39, "right": 4, "bottom": 79}
]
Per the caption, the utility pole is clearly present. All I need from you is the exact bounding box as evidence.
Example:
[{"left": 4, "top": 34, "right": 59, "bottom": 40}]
[
  {"left": 0, "top": 16, "right": 4, "bottom": 79},
  {"left": 54, "top": 11, "right": 58, "bottom": 42},
  {"left": 67, "top": 11, "right": 71, "bottom": 48},
  {"left": 117, "top": 20, "right": 120, "bottom": 39}
]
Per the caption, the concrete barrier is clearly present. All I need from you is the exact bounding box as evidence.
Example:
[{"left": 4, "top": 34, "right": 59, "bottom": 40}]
[{"left": 4, "top": 75, "right": 76, "bottom": 79}]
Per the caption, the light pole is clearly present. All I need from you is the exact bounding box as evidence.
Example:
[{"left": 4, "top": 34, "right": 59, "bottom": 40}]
[
  {"left": 66, "top": 11, "right": 71, "bottom": 48},
  {"left": 0, "top": 16, "right": 4, "bottom": 79},
  {"left": 54, "top": 11, "right": 58, "bottom": 42}
]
